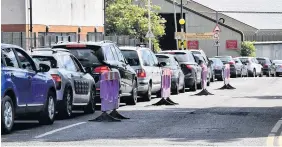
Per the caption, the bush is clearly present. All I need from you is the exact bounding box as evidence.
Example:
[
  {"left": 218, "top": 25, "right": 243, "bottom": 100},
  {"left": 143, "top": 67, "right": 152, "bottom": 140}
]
[{"left": 240, "top": 41, "right": 256, "bottom": 57}]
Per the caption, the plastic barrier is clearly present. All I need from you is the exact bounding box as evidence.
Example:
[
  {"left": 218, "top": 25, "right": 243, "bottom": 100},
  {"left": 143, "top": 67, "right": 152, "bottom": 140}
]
[
  {"left": 218, "top": 64, "right": 236, "bottom": 90},
  {"left": 153, "top": 68, "right": 178, "bottom": 106},
  {"left": 195, "top": 63, "right": 214, "bottom": 96},
  {"left": 89, "top": 71, "right": 129, "bottom": 122}
]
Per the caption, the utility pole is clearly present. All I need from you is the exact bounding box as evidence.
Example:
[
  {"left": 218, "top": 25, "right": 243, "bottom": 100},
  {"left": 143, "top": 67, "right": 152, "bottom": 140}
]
[
  {"left": 173, "top": 0, "right": 178, "bottom": 50},
  {"left": 29, "top": 0, "right": 33, "bottom": 50},
  {"left": 216, "top": 11, "right": 219, "bottom": 56},
  {"left": 180, "top": 0, "right": 184, "bottom": 50},
  {"left": 148, "top": 0, "right": 152, "bottom": 50}
]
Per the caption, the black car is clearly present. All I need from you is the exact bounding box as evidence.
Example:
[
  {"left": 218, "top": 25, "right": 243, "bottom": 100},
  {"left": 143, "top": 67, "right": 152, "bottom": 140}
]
[
  {"left": 52, "top": 41, "right": 138, "bottom": 105},
  {"left": 210, "top": 58, "right": 224, "bottom": 81},
  {"left": 159, "top": 50, "right": 202, "bottom": 91},
  {"left": 256, "top": 57, "right": 276, "bottom": 77},
  {"left": 155, "top": 54, "right": 185, "bottom": 94}
]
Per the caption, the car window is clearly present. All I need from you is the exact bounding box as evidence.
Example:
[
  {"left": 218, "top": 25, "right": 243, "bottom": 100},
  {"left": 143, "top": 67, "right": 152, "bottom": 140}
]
[
  {"left": 70, "top": 55, "right": 84, "bottom": 72},
  {"left": 140, "top": 49, "right": 153, "bottom": 66},
  {"left": 1, "top": 48, "right": 19, "bottom": 68},
  {"left": 149, "top": 50, "right": 159, "bottom": 66},
  {"left": 103, "top": 46, "right": 116, "bottom": 61},
  {"left": 156, "top": 55, "right": 171, "bottom": 67},
  {"left": 110, "top": 45, "right": 119, "bottom": 61},
  {"left": 14, "top": 48, "right": 35, "bottom": 71},
  {"left": 273, "top": 60, "right": 282, "bottom": 64},
  {"left": 32, "top": 56, "right": 57, "bottom": 68},
  {"left": 162, "top": 52, "right": 195, "bottom": 62},
  {"left": 121, "top": 50, "right": 140, "bottom": 66},
  {"left": 113, "top": 45, "right": 126, "bottom": 63},
  {"left": 60, "top": 55, "right": 78, "bottom": 72}
]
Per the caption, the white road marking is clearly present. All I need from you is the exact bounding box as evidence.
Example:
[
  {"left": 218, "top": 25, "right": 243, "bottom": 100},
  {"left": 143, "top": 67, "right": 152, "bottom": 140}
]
[
  {"left": 279, "top": 131, "right": 282, "bottom": 147},
  {"left": 267, "top": 118, "right": 282, "bottom": 146},
  {"left": 34, "top": 122, "right": 86, "bottom": 139}
]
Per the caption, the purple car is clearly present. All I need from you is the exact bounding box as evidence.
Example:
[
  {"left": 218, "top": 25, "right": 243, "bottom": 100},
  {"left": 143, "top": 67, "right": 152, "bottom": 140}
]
[{"left": 1, "top": 44, "right": 57, "bottom": 134}]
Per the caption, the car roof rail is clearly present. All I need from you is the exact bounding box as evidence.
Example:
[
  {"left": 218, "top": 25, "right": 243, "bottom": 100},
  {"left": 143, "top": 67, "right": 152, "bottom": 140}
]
[{"left": 32, "top": 48, "right": 69, "bottom": 53}]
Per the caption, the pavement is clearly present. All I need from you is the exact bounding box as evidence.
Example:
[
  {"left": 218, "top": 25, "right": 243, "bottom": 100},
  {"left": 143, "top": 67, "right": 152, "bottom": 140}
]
[{"left": 2, "top": 77, "right": 282, "bottom": 146}]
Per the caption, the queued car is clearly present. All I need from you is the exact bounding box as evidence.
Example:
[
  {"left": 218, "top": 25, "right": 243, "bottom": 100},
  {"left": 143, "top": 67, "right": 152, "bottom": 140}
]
[
  {"left": 238, "top": 57, "right": 263, "bottom": 77},
  {"left": 119, "top": 46, "right": 162, "bottom": 101},
  {"left": 1, "top": 44, "right": 57, "bottom": 134},
  {"left": 209, "top": 58, "right": 224, "bottom": 81},
  {"left": 190, "top": 49, "right": 214, "bottom": 82},
  {"left": 52, "top": 41, "right": 138, "bottom": 105},
  {"left": 159, "top": 50, "right": 202, "bottom": 91},
  {"left": 214, "top": 56, "right": 240, "bottom": 78},
  {"left": 256, "top": 57, "right": 276, "bottom": 77},
  {"left": 155, "top": 54, "right": 185, "bottom": 94},
  {"left": 273, "top": 60, "right": 282, "bottom": 76},
  {"left": 193, "top": 54, "right": 212, "bottom": 85},
  {"left": 31, "top": 48, "right": 96, "bottom": 118},
  {"left": 233, "top": 57, "right": 244, "bottom": 77}
]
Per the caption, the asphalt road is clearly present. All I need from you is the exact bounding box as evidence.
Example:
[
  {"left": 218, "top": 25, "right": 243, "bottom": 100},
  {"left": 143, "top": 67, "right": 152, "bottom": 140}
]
[{"left": 2, "top": 77, "right": 282, "bottom": 146}]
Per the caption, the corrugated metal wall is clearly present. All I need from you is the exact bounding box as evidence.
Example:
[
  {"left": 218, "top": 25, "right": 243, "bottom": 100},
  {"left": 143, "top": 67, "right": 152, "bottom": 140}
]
[{"left": 255, "top": 43, "right": 282, "bottom": 60}]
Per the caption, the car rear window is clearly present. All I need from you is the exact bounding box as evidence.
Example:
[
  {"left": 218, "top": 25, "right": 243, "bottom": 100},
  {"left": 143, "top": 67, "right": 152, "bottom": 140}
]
[
  {"left": 257, "top": 58, "right": 271, "bottom": 64},
  {"left": 32, "top": 56, "right": 57, "bottom": 68},
  {"left": 156, "top": 55, "right": 171, "bottom": 66},
  {"left": 161, "top": 52, "right": 195, "bottom": 62},
  {"left": 239, "top": 58, "right": 249, "bottom": 64},
  {"left": 215, "top": 56, "right": 232, "bottom": 63},
  {"left": 191, "top": 51, "right": 201, "bottom": 55},
  {"left": 273, "top": 60, "right": 282, "bottom": 64},
  {"left": 121, "top": 50, "right": 140, "bottom": 66},
  {"left": 53, "top": 45, "right": 103, "bottom": 66}
]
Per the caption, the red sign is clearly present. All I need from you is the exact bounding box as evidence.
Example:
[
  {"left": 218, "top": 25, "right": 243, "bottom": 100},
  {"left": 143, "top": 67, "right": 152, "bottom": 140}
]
[
  {"left": 187, "top": 40, "right": 199, "bottom": 49},
  {"left": 226, "top": 40, "right": 238, "bottom": 50}
]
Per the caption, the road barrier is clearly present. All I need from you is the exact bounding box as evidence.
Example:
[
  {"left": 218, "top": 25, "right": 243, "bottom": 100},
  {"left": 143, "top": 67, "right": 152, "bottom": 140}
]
[
  {"left": 218, "top": 64, "right": 236, "bottom": 90},
  {"left": 89, "top": 71, "right": 129, "bottom": 122},
  {"left": 153, "top": 68, "right": 178, "bottom": 106},
  {"left": 195, "top": 63, "right": 214, "bottom": 96}
]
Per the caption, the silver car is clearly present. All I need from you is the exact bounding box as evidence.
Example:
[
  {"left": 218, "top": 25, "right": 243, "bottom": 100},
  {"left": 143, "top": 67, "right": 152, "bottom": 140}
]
[
  {"left": 31, "top": 48, "right": 96, "bottom": 118},
  {"left": 119, "top": 46, "right": 162, "bottom": 101},
  {"left": 273, "top": 60, "right": 282, "bottom": 76}
]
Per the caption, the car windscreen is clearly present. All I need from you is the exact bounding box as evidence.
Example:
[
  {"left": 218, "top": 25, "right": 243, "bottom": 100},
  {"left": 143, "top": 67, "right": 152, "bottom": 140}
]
[
  {"left": 32, "top": 56, "right": 57, "bottom": 68},
  {"left": 239, "top": 58, "right": 249, "bottom": 64},
  {"left": 120, "top": 50, "right": 140, "bottom": 66},
  {"left": 162, "top": 52, "right": 195, "bottom": 62},
  {"left": 191, "top": 51, "right": 201, "bottom": 55},
  {"left": 53, "top": 45, "right": 103, "bottom": 66},
  {"left": 210, "top": 58, "right": 222, "bottom": 66},
  {"left": 215, "top": 56, "right": 232, "bottom": 63},
  {"left": 156, "top": 55, "right": 171, "bottom": 67}
]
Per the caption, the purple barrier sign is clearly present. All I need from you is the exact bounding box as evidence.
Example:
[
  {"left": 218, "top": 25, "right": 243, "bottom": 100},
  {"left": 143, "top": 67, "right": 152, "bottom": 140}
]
[
  {"left": 223, "top": 64, "right": 230, "bottom": 84},
  {"left": 201, "top": 64, "right": 208, "bottom": 89},
  {"left": 100, "top": 71, "right": 120, "bottom": 112},
  {"left": 161, "top": 68, "right": 171, "bottom": 98}
]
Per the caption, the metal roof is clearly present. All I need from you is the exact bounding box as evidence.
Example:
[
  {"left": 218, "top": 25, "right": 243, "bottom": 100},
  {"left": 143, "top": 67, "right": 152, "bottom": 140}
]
[{"left": 192, "top": 0, "right": 282, "bottom": 29}]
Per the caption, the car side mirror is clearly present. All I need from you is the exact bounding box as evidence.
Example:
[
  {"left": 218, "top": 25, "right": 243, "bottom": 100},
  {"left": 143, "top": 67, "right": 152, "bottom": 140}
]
[
  {"left": 235, "top": 61, "right": 239, "bottom": 63},
  {"left": 38, "top": 63, "right": 50, "bottom": 72}
]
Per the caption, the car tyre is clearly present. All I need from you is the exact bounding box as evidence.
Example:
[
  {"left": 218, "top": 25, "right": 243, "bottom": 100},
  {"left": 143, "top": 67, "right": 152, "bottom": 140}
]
[
  {"left": 142, "top": 83, "right": 152, "bottom": 101},
  {"left": 172, "top": 80, "right": 180, "bottom": 95},
  {"left": 190, "top": 75, "right": 197, "bottom": 91},
  {"left": 126, "top": 80, "right": 138, "bottom": 105},
  {"left": 197, "top": 78, "right": 203, "bottom": 89},
  {"left": 39, "top": 90, "right": 56, "bottom": 125},
  {"left": 1, "top": 95, "right": 14, "bottom": 134},
  {"left": 58, "top": 87, "right": 73, "bottom": 118},
  {"left": 84, "top": 86, "right": 96, "bottom": 114},
  {"left": 180, "top": 80, "right": 186, "bottom": 93},
  {"left": 252, "top": 69, "right": 256, "bottom": 77},
  {"left": 276, "top": 72, "right": 280, "bottom": 77},
  {"left": 210, "top": 74, "right": 215, "bottom": 82}
]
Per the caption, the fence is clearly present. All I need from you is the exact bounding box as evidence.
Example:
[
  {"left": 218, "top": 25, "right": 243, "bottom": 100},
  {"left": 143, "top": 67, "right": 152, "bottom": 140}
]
[{"left": 1, "top": 32, "right": 140, "bottom": 50}]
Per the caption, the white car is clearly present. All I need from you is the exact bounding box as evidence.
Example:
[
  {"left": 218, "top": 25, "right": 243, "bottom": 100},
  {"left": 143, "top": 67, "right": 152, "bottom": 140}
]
[
  {"left": 273, "top": 60, "right": 282, "bottom": 76},
  {"left": 238, "top": 57, "right": 263, "bottom": 77}
]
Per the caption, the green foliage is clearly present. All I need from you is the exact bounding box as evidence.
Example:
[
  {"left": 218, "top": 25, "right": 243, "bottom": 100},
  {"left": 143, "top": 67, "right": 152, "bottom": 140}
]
[
  {"left": 105, "top": 0, "right": 166, "bottom": 51},
  {"left": 240, "top": 41, "right": 256, "bottom": 57}
]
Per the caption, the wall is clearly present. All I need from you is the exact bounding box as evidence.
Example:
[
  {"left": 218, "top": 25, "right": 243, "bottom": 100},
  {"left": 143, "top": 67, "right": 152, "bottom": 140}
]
[
  {"left": 1, "top": 0, "right": 26, "bottom": 24},
  {"left": 255, "top": 42, "right": 282, "bottom": 60}
]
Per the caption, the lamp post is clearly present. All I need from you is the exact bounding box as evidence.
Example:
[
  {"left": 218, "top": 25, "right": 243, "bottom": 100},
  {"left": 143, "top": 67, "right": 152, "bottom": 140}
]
[
  {"left": 179, "top": 18, "right": 185, "bottom": 50},
  {"left": 148, "top": 0, "right": 152, "bottom": 50}
]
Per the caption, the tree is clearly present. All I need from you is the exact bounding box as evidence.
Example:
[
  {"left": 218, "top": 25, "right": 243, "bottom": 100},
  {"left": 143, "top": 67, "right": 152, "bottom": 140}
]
[
  {"left": 105, "top": 0, "right": 166, "bottom": 51},
  {"left": 240, "top": 41, "right": 256, "bottom": 57}
]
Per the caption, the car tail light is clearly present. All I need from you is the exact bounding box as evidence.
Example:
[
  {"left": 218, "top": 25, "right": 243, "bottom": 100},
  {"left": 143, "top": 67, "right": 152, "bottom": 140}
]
[
  {"left": 186, "top": 65, "right": 192, "bottom": 70},
  {"left": 279, "top": 65, "right": 282, "bottom": 68},
  {"left": 136, "top": 69, "right": 146, "bottom": 78},
  {"left": 51, "top": 74, "right": 62, "bottom": 90},
  {"left": 93, "top": 66, "right": 110, "bottom": 74},
  {"left": 228, "top": 61, "right": 235, "bottom": 65},
  {"left": 264, "top": 64, "right": 268, "bottom": 68}
]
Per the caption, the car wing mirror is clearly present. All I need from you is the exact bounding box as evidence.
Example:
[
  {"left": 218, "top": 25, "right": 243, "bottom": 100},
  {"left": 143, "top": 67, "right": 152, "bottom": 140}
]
[{"left": 38, "top": 63, "right": 50, "bottom": 72}]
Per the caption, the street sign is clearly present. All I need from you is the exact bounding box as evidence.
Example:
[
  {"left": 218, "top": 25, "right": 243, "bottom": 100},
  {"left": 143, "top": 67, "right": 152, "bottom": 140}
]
[
  {"left": 175, "top": 32, "right": 186, "bottom": 40},
  {"left": 213, "top": 33, "right": 219, "bottom": 40},
  {"left": 178, "top": 40, "right": 187, "bottom": 49},
  {"left": 146, "top": 31, "right": 154, "bottom": 38},
  {"left": 175, "top": 32, "right": 214, "bottom": 40},
  {"left": 214, "top": 40, "right": 220, "bottom": 47},
  {"left": 213, "top": 25, "right": 221, "bottom": 32}
]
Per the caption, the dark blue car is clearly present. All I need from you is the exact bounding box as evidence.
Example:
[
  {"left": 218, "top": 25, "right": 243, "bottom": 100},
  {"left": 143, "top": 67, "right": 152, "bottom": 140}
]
[{"left": 1, "top": 44, "right": 57, "bottom": 134}]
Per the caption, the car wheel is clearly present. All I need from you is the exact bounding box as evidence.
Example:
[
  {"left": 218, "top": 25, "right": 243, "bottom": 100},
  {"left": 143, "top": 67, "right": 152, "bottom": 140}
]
[
  {"left": 276, "top": 73, "right": 280, "bottom": 77},
  {"left": 39, "top": 90, "right": 56, "bottom": 125},
  {"left": 142, "top": 83, "right": 152, "bottom": 101},
  {"left": 190, "top": 75, "right": 197, "bottom": 91},
  {"left": 180, "top": 79, "right": 186, "bottom": 93},
  {"left": 1, "top": 95, "right": 14, "bottom": 134},
  {"left": 172, "top": 80, "right": 180, "bottom": 95},
  {"left": 84, "top": 86, "right": 96, "bottom": 114},
  {"left": 126, "top": 80, "right": 138, "bottom": 105},
  {"left": 252, "top": 69, "right": 256, "bottom": 77},
  {"left": 211, "top": 74, "right": 215, "bottom": 82},
  {"left": 266, "top": 71, "right": 270, "bottom": 77},
  {"left": 58, "top": 87, "right": 73, "bottom": 118},
  {"left": 197, "top": 78, "right": 203, "bottom": 89}
]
